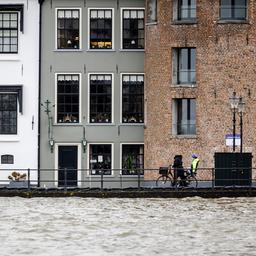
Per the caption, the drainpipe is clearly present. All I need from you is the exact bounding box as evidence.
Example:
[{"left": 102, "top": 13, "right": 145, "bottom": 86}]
[{"left": 37, "top": 0, "right": 45, "bottom": 187}]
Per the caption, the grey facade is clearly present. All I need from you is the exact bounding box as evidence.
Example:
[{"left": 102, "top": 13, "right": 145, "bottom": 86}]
[{"left": 40, "top": 0, "right": 145, "bottom": 187}]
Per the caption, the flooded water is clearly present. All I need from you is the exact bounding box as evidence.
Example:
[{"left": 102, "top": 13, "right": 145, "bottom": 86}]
[{"left": 0, "top": 197, "right": 255, "bottom": 256}]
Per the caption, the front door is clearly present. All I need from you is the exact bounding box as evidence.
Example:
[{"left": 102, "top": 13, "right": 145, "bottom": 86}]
[{"left": 58, "top": 146, "right": 78, "bottom": 187}]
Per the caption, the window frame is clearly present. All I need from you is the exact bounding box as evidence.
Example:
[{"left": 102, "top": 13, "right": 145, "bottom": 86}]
[
  {"left": 88, "top": 73, "right": 114, "bottom": 124},
  {"left": 120, "top": 73, "right": 144, "bottom": 124},
  {"left": 219, "top": 0, "right": 247, "bottom": 21},
  {"left": 175, "top": 0, "right": 197, "bottom": 21},
  {"left": 0, "top": 92, "right": 18, "bottom": 135},
  {"left": 146, "top": 0, "right": 157, "bottom": 24},
  {"left": 88, "top": 8, "right": 114, "bottom": 51},
  {"left": 173, "top": 47, "right": 196, "bottom": 86},
  {"left": 55, "top": 8, "right": 82, "bottom": 51},
  {"left": 120, "top": 143, "right": 144, "bottom": 176},
  {"left": 0, "top": 11, "right": 19, "bottom": 54},
  {"left": 54, "top": 73, "right": 82, "bottom": 125},
  {"left": 87, "top": 143, "right": 114, "bottom": 176},
  {"left": 172, "top": 98, "right": 196, "bottom": 136},
  {"left": 1, "top": 154, "right": 14, "bottom": 164},
  {"left": 120, "top": 7, "right": 145, "bottom": 51}
]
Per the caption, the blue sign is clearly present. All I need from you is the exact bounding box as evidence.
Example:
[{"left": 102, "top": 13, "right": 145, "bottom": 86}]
[{"left": 225, "top": 134, "right": 241, "bottom": 146}]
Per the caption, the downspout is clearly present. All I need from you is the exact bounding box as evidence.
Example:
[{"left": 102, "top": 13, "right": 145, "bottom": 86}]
[{"left": 37, "top": 0, "right": 44, "bottom": 187}]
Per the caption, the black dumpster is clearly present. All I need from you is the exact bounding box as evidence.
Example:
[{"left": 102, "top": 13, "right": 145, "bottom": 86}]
[{"left": 214, "top": 152, "right": 252, "bottom": 186}]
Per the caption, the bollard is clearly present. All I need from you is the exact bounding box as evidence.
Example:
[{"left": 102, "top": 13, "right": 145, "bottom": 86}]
[
  {"left": 100, "top": 169, "right": 104, "bottom": 191},
  {"left": 137, "top": 169, "right": 141, "bottom": 190},
  {"left": 212, "top": 168, "right": 214, "bottom": 190},
  {"left": 120, "top": 171, "right": 123, "bottom": 189},
  {"left": 28, "top": 168, "right": 30, "bottom": 190},
  {"left": 64, "top": 168, "right": 67, "bottom": 192}
]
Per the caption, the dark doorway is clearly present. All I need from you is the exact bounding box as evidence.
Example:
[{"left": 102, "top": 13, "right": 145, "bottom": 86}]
[
  {"left": 215, "top": 153, "right": 252, "bottom": 186},
  {"left": 58, "top": 146, "right": 78, "bottom": 187}
]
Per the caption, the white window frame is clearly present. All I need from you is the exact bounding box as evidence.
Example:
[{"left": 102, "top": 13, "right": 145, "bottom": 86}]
[
  {"left": 87, "top": 8, "right": 114, "bottom": 51},
  {"left": 54, "top": 73, "right": 82, "bottom": 125},
  {"left": 54, "top": 143, "right": 82, "bottom": 187},
  {"left": 120, "top": 73, "right": 145, "bottom": 125},
  {"left": 120, "top": 7, "right": 145, "bottom": 51},
  {"left": 55, "top": 8, "right": 82, "bottom": 51},
  {"left": 87, "top": 142, "right": 114, "bottom": 176},
  {"left": 120, "top": 143, "right": 144, "bottom": 176},
  {"left": 87, "top": 73, "right": 114, "bottom": 124},
  {"left": 0, "top": 11, "right": 20, "bottom": 55}
]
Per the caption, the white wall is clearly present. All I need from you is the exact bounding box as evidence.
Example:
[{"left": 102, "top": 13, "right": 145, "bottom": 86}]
[{"left": 0, "top": 0, "right": 39, "bottom": 184}]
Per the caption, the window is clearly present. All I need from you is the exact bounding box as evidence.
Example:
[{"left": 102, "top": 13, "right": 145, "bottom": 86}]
[
  {"left": 57, "top": 74, "right": 80, "bottom": 123},
  {"left": 0, "top": 93, "right": 17, "bottom": 134},
  {"left": 89, "top": 9, "right": 113, "bottom": 49},
  {"left": 89, "top": 74, "right": 112, "bottom": 123},
  {"left": 122, "top": 9, "right": 144, "bottom": 49},
  {"left": 173, "top": 48, "right": 196, "bottom": 84},
  {"left": 0, "top": 12, "right": 18, "bottom": 53},
  {"left": 122, "top": 144, "right": 144, "bottom": 175},
  {"left": 122, "top": 74, "right": 144, "bottom": 123},
  {"left": 57, "top": 9, "right": 80, "bottom": 49},
  {"left": 147, "top": 0, "right": 157, "bottom": 23},
  {"left": 174, "top": 0, "right": 196, "bottom": 21},
  {"left": 173, "top": 98, "right": 196, "bottom": 135},
  {"left": 220, "top": 0, "right": 247, "bottom": 20},
  {"left": 1, "top": 154, "right": 14, "bottom": 164},
  {"left": 89, "top": 144, "right": 112, "bottom": 175}
]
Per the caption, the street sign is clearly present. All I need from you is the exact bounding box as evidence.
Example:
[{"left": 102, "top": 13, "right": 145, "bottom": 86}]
[{"left": 225, "top": 134, "right": 241, "bottom": 146}]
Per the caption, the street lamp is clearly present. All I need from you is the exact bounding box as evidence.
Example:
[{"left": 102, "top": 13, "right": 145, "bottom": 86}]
[
  {"left": 238, "top": 97, "right": 245, "bottom": 153},
  {"left": 229, "top": 92, "right": 240, "bottom": 152}
]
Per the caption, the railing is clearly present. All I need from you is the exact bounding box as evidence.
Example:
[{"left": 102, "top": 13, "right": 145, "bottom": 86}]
[{"left": 0, "top": 167, "right": 255, "bottom": 191}]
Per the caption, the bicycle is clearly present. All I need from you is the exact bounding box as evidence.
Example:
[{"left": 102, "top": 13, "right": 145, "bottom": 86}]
[
  {"left": 181, "top": 170, "right": 198, "bottom": 188},
  {"left": 156, "top": 166, "right": 198, "bottom": 188},
  {"left": 156, "top": 166, "right": 174, "bottom": 187}
]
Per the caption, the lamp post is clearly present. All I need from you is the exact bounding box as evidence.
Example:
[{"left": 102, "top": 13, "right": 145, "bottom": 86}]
[
  {"left": 238, "top": 97, "right": 245, "bottom": 153},
  {"left": 229, "top": 92, "right": 240, "bottom": 152}
]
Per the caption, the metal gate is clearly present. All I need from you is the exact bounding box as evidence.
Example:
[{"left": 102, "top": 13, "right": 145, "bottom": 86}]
[{"left": 214, "top": 153, "right": 252, "bottom": 186}]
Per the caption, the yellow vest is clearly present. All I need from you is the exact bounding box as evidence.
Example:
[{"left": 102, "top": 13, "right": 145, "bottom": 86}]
[{"left": 191, "top": 158, "right": 200, "bottom": 172}]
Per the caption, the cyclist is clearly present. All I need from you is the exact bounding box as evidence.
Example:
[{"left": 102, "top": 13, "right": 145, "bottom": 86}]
[
  {"left": 189, "top": 153, "right": 200, "bottom": 177},
  {"left": 172, "top": 155, "right": 186, "bottom": 187}
]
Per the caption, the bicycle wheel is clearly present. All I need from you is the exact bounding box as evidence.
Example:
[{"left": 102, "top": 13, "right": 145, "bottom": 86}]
[
  {"left": 156, "top": 175, "right": 173, "bottom": 187},
  {"left": 187, "top": 175, "right": 198, "bottom": 188}
]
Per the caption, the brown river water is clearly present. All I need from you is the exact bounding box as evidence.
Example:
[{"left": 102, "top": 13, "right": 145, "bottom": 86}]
[{"left": 0, "top": 197, "right": 255, "bottom": 256}]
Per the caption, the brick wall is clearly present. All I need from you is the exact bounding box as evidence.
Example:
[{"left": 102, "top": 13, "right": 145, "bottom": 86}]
[{"left": 145, "top": 0, "right": 256, "bottom": 180}]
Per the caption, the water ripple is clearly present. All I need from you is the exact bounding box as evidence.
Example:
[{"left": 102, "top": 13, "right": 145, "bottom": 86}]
[{"left": 0, "top": 197, "right": 256, "bottom": 255}]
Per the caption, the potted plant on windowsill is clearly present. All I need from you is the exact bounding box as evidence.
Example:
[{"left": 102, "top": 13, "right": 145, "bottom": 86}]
[{"left": 8, "top": 171, "right": 28, "bottom": 188}]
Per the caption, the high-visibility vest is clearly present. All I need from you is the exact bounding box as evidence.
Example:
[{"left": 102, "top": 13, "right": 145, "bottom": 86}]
[{"left": 191, "top": 158, "right": 200, "bottom": 172}]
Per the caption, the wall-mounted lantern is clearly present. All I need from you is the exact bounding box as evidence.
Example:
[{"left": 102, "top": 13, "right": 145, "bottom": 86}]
[{"left": 49, "top": 139, "right": 54, "bottom": 153}]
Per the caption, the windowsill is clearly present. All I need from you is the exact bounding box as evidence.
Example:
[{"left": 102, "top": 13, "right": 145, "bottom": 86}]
[
  {"left": 145, "top": 22, "right": 158, "bottom": 26},
  {"left": 87, "top": 174, "right": 144, "bottom": 177},
  {"left": 0, "top": 54, "right": 20, "bottom": 61},
  {"left": 86, "top": 49, "right": 115, "bottom": 52},
  {"left": 53, "top": 123, "right": 83, "bottom": 126},
  {"left": 172, "top": 20, "right": 197, "bottom": 25},
  {"left": 54, "top": 49, "right": 83, "bottom": 52},
  {"left": 119, "top": 49, "right": 145, "bottom": 52},
  {"left": 119, "top": 123, "right": 144, "bottom": 126},
  {"left": 87, "top": 174, "right": 115, "bottom": 177},
  {"left": 87, "top": 123, "right": 115, "bottom": 126},
  {"left": 0, "top": 135, "right": 20, "bottom": 142},
  {"left": 217, "top": 19, "right": 249, "bottom": 24},
  {"left": 171, "top": 84, "right": 197, "bottom": 88},
  {"left": 171, "top": 135, "right": 197, "bottom": 139}
]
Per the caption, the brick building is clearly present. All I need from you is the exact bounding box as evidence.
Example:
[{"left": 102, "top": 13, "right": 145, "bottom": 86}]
[{"left": 144, "top": 0, "right": 256, "bottom": 178}]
